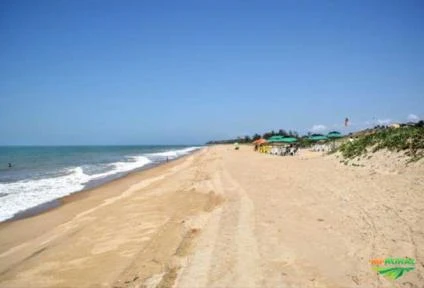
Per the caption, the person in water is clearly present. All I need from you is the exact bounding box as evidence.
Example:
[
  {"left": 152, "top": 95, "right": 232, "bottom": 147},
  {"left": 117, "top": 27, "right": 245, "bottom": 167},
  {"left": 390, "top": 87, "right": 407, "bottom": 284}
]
[{"left": 8, "top": 163, "right": 12, "bottom": 168}]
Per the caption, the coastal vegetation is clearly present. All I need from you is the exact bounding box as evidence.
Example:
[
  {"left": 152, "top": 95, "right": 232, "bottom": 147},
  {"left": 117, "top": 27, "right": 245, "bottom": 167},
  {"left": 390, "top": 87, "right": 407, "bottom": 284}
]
[{"left": 338, "top": 123, "right": 424, "bottom": 162}]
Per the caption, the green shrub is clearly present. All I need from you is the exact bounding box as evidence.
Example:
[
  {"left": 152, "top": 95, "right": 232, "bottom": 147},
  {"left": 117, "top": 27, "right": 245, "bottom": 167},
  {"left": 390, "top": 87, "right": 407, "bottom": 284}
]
[{"left": 338, "top": 127, "right": 424, "bottom": 161}]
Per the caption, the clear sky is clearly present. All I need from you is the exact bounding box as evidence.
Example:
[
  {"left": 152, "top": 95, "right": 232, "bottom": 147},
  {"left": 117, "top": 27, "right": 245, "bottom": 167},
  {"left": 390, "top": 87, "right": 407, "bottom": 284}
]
[{"left": 1, "top": 0, "right": 423, "bottom": 145}]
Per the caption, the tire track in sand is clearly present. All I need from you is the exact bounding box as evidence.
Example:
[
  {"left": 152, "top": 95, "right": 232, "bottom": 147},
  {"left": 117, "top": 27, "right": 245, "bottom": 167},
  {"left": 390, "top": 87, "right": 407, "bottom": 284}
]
[
  {"left": 178, "top": 165, "right": 262, "bottom": 287},
  {"left": 222, "top": 168, "right": 262, "bottom": 288}
]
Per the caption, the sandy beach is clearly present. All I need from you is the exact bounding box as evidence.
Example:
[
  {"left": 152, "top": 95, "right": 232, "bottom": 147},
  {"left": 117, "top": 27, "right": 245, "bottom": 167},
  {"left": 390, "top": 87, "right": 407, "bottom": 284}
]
[{"left": 0, "top": 145, "right": 423, "bottom": 288}]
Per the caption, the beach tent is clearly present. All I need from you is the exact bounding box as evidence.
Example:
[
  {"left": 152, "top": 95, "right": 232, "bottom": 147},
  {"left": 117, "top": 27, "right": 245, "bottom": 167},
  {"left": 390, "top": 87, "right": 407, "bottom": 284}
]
[{"left": 327, "top": 131, "right": 343, "bottom": 139}]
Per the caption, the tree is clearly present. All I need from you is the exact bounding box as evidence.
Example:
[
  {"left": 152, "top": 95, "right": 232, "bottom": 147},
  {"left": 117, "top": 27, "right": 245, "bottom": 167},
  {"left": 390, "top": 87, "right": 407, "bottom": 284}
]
[
  {"left": 278, "top": 129, "right": 288, "bottom": 137},
  {"left": 262, "top": 131, "right": 273, "bottom": 139},
  {"left": 287, "top": 130, "right": 299, "bottom": 137},
  {"left": 252, "top": 133, "right": 261, "bottom": 141}
]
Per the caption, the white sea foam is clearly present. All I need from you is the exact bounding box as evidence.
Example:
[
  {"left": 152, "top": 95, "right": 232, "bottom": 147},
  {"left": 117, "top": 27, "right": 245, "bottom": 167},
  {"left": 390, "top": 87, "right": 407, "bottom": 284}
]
[
  {"left": 0, "top": 147, "right": 201, "bottom": 222},
  {"left": 146, "top": 146, "right": 200, "bottom": 160}
]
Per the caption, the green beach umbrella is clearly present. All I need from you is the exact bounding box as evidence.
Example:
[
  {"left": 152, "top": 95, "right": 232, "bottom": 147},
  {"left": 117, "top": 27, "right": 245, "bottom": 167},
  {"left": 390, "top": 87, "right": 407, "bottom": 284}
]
[
  {"left": 308, "top": 135, "right": 329, "bottom": 141},
  {"left": 278, "top": 137, "right": 298, "bottom": 143},
  {"left": 326, "top": 131, "right": 342, "bottom": 151},
  {"left": 267, "top": 136, "right": 298, "bottom": 143},
  {"left": 267, "top": 135, "right": 283, "bottom": 141},
  {"left": 266, "top": 136, "right": 281, "bottom": 143},
  {"left": 327, "top": 131, "right": 343, "bottom": 139}
]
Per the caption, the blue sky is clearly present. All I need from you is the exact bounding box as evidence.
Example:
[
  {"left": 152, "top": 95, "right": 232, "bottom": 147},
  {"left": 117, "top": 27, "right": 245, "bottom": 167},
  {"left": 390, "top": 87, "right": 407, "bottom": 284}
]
[{"left": 1, "top": 0, "right": 423, "bottom": 145}]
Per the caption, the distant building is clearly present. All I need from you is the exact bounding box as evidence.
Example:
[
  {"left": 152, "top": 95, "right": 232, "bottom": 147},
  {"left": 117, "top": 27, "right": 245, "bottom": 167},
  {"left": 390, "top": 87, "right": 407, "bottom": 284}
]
[{"left": 389, "top": 123, "right": 400, "bottom": 129}]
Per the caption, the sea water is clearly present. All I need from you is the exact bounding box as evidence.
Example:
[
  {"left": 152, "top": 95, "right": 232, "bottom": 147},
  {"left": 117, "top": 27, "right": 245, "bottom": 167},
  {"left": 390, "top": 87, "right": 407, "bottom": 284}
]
[{"left": 0, "top": 145, "right": 201, "bottom": 222}]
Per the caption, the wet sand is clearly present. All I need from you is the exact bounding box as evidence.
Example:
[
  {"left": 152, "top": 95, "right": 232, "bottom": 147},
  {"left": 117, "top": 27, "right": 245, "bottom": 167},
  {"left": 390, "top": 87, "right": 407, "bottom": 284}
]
[{"left": 0, "top": 146, "right": 423, "bottom": 287}]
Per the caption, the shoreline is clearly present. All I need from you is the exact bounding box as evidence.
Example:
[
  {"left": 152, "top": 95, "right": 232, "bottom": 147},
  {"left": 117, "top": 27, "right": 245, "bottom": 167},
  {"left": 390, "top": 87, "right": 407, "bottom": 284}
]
[{"left": 1, "top": 148, "right": 203, "bottom": 224}]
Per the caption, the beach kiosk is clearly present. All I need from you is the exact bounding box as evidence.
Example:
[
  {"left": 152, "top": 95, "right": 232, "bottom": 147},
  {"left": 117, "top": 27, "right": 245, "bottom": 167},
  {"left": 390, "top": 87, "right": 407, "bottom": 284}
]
[{"left": 266, "top": 136, "right": 298, "bottom": 155}]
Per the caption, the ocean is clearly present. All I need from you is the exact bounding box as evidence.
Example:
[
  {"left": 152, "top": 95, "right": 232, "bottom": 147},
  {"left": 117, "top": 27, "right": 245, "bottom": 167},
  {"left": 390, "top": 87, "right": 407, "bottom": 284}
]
[{"left": 0, "top": 145, "right": 201, "bottom": 222}]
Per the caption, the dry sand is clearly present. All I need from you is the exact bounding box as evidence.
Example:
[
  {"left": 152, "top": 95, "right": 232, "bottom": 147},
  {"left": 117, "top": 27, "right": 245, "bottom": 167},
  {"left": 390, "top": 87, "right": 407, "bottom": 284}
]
[{"left": 0, "top": 145, "right": 423, "bottom": 288}]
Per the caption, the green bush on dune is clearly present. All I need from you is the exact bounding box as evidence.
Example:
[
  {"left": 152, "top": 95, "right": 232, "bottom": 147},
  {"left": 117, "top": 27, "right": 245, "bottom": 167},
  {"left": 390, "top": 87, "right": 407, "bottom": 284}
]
[{"left": 338, "top": 126, "right": 424, "bottom": 162}]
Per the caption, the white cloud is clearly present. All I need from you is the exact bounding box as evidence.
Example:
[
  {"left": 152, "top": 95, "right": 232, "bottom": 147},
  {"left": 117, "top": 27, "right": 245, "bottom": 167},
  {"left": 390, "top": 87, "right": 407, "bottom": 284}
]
[
  {"left": 407, "top": 114, "right": 420, "bottom": 122},
  {"left": 311, "top": 124, "right": 327, "bottom": 132},
  {"left": 377, "top": 119, "right": 391, "bottom": 125}
]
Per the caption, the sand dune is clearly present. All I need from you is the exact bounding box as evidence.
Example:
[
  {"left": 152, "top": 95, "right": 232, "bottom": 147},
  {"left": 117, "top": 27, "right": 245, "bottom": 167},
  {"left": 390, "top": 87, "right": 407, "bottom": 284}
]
[{"left": 0, "top": 146, "right": 423, "bottom": 287}]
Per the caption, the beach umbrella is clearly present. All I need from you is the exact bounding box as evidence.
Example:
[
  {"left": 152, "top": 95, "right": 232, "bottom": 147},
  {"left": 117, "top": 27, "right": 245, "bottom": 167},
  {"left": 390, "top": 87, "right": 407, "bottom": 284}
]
[
  {"left": 327, "top": 131, "right": 343, "bottom": 151},
  {"left": 279, "top": 137, "right": 298, "bottom": 143},
  {"left": 308, "top": 135, "right": 328, "bottom": 142},
  {"left": 268, "top": 136, "right": 298, "bottom": 143},
  {"left": 252, "top": 138, "right": 267, "bottom": 145},
  {"left": 267, "top": 136, "right": 284, "bottom": 143},
  {"left": 327, "top": 131, "right": 343, "bottom": 139},
  {"left": 267, "top": 135, "right": 283, "bottom": 141}
]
